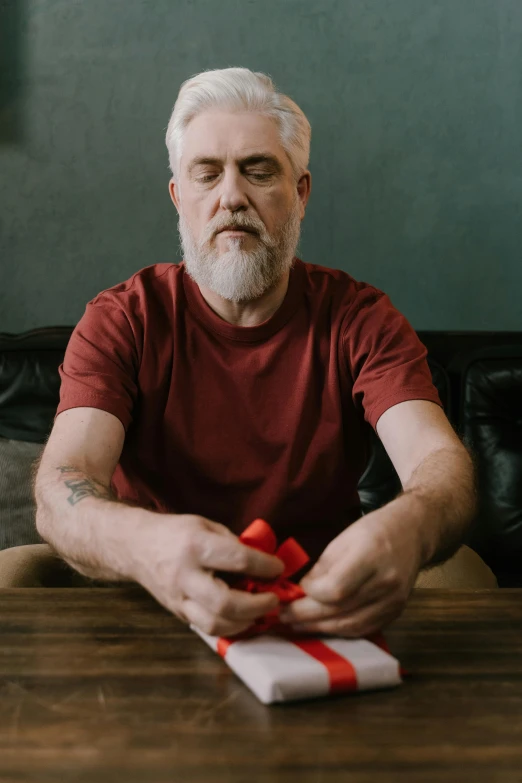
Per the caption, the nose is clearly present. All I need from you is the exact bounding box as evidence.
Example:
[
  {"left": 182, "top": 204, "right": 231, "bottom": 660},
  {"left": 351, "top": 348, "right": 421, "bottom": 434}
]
[{"left": 219, "top": 167, "right": 249, "bottom": 213}]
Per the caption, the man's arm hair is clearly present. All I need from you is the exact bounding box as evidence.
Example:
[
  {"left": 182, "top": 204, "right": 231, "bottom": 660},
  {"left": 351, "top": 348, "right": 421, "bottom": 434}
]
[
  {"left": 34, "top": 408, "right": 148, "bottom": 582},
  {"left": 376, "top": 400, "right": 477, "bottom": 568},
  {"left": 399, "top": 444, "right": 476, "bottom": 567},
  {"left": 55, "top": 465, "right": 114, "bottom": 505}
]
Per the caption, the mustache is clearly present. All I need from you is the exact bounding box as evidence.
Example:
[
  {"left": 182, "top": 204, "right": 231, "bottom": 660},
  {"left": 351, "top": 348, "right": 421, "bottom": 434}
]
[{"left": 200, "top": 213, "right": 269, "bottom": 245}]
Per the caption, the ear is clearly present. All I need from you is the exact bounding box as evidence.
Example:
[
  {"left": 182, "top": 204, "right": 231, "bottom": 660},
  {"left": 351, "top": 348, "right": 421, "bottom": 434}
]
[
  {"left": 296, "top": 171, "right": 312, "bottom": 219},
  {"left": 169, "top": 178, "right": 181, "bottom": 213}
]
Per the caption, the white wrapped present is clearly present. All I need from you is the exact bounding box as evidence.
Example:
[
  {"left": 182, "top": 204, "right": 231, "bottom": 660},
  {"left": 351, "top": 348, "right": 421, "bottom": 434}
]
[{"left": 194, "top": 627, "right": 402, "bottom": 705}]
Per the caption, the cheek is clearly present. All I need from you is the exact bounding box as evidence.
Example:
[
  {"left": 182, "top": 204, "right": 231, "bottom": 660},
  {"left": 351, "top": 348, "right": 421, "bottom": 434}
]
[
  {"left": 180, "top": 198, "right": 211, "bottom": 234},
  {"left": 180, "top": 182, "right": 208, "bottom": 213},
  {"left": 257, "top": 190, "right": 293, "bottom": 231}
]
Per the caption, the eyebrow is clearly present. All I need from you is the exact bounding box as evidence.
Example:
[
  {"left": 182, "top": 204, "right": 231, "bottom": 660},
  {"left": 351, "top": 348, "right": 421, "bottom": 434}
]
[{"left": 187, "top": 153, "right": 283, "bottom": 175}]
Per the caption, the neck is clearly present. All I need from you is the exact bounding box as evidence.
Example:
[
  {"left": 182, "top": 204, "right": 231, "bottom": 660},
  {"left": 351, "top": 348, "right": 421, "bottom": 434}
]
[{"left": 197, "top": 270, "right": 291, "bottom": 327}]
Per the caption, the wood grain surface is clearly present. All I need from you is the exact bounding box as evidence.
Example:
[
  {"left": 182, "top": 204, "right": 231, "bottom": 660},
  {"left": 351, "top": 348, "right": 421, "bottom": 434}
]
[{"left": 0, "top": 588, "right": 521, "bottom": 783}]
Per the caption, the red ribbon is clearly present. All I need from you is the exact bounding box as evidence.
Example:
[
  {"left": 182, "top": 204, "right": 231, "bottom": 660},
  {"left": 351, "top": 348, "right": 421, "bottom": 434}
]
[
  {"left": 232, "top": 518, "right": 310, "bottom": 632},
  {"left": 217, "top": 519, "right": 360, "bottom": 692}
]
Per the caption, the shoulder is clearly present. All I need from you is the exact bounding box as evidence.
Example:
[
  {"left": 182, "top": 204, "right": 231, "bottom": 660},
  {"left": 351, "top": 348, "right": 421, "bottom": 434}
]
[
  {"left": 89, "top": 263, "right": 180, "bottom": 311},
  {"left": 299, "top": 260, "right": 390, "bottom": 320},
  {"left": 85, "top": 264, "right": 184, "bottom": 334}
]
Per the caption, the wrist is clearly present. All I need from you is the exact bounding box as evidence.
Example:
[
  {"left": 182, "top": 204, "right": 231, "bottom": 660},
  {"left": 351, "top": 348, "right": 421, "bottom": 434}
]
[
  {"left": 107, "top": 504, "right": 159, "bottom": 582},
  {"left": 386, "top": 491, "right": 436, "bottom": 568}
]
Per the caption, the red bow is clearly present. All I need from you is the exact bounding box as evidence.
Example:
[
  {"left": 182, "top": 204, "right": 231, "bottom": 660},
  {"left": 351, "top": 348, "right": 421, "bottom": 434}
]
[
  {"left": 217, "top": 519, "right": 401, "bottom": 686},
  {"left": 232, "top": 518, "right": 310, "bottom": 634}
]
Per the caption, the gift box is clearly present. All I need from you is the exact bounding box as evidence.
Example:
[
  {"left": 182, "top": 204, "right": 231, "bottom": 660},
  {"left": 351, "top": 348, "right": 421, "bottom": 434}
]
[
  {"left": 192, "top": 519, "right": 402, "bottom": 704},
  {"left": 194, "top": 626, "right": 402, "bottom": 704}
]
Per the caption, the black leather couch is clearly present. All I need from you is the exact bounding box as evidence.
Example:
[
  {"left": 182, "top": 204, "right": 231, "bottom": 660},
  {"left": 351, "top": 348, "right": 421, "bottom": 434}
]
[{"left": 1, "top": 327, "right": 521, "bottom": 585}]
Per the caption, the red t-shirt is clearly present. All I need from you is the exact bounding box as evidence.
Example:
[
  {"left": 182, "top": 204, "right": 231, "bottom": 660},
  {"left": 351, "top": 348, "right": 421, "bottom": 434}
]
[{"left": 57, "top": 259, "right": 441, "bottom": 562}]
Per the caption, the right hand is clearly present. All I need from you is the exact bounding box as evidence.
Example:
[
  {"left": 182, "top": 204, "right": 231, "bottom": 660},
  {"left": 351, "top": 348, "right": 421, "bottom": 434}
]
[{"left": 130, "top": 513, "right": 285, "bottom": 637}]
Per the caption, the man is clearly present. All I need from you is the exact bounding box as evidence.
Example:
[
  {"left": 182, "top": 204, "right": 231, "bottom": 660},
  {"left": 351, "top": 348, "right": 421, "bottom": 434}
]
[{"left": 26, "top": 68, "right": 495, "bottom": 636}]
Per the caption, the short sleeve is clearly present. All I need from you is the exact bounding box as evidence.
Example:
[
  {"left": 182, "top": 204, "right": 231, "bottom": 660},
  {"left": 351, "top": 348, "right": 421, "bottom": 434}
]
[
  {"left": 56, "top": 296, "right": 139, "bottom": 430},
  {"left": 342, "top": 286, "right": 442, "bottom": 431}
]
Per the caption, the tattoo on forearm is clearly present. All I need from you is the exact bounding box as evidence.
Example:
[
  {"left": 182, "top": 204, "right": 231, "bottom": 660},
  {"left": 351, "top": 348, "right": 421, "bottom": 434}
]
[
  {"left": 56, "top": 467, "right": 112, "bottom": 506},
  {"left": 57, "top": 466, "right": 80, "bottom": 474},
  {"left": 64, "top": 478, "right": 112, "bottom": 506}
]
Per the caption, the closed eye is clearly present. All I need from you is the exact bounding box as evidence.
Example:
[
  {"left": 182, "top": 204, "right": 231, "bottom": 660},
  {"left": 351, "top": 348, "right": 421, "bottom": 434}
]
[{"left": 247, "top": 171, "right": 273, "bottom": 180}]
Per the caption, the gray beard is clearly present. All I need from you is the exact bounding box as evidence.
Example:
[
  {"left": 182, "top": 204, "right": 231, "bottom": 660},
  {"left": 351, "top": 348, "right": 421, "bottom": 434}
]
[{"left": 178, "top": 200, "right": 302, "bottom": 303}]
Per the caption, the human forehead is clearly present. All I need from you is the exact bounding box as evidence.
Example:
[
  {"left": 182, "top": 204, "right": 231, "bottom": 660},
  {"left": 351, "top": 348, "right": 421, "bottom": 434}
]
[{"left": 180, "top": 110, "right": 291, "bottom": 172}]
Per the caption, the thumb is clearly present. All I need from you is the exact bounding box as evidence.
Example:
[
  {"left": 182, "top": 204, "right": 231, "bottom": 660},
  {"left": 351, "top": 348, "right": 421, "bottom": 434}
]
[
  {"left": 300, "top": 556, "right": 331, "bottom": 590},
  {"left": 205, "top": 519, "right": 237, "bottom": 538}
]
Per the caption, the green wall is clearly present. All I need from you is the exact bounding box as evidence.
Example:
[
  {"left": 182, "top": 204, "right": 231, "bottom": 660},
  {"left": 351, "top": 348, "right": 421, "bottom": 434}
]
[{"left": 1, "top": 0, "right": 521, "bottom": 332}]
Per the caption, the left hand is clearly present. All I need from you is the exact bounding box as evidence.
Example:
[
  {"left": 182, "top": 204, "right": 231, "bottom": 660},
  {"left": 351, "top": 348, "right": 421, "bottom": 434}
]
[{"left": 279, "top": 503, "right": 424, "bottom": 637}]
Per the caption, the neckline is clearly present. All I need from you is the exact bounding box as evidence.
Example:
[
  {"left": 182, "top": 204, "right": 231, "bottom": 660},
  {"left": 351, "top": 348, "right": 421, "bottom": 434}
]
[{"left": 182, "top": 258, "right": 305, "bottom": 343}]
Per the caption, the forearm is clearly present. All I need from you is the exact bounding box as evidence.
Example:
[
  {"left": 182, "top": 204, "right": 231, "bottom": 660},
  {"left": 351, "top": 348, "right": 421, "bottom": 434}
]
[
  {"left": 387, "top": 445, "right": 477, "bottom": 567},
  {"left": 35, "top": 464, "right": 149, "bottom": 581}
]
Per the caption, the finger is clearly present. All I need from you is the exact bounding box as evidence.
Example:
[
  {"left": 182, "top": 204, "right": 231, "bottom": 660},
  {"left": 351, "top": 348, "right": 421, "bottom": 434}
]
[
  {"left": 290, "top": 597, "right": 404, "bottom": 639},
  {"left": 202, "top": 519, "right": 237, "bottom": 538},
  {"left": 181, "top": 598, "right": 253, "bottom": 638},
  {"left": 281, "top": 575, "right": 394, "bottom": 624},
  {"left": 301, "top": 564, "right": 375, "bottom": 605},
  {"left": 279, "top": 596, "right": 341, "bottom": 624},
  {"left": 300, "top": 548, "right": 376, "bottom": 605},
  {"left": 183, "top": 571, "right": 279, "bottom": 621},
  {"left": 198, "top": 534, "right": 284, "bottom": 579},
  {"left": 335, "top": 577, "right": 398, "bottom": 613}
]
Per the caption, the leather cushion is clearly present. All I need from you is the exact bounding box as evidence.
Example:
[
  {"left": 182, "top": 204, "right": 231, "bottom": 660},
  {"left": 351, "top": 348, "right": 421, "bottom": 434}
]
[
  {"left": 461, "top": 349, "right": 522, "bottom": 581},
  {"left": 0, "top": 329, "right": 72, "bottom": 443}
]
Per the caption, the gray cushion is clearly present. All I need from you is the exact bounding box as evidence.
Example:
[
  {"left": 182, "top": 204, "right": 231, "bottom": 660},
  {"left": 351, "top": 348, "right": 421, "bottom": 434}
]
[{"left": 0, "top": 437, "right": 44, "bottom": 549}]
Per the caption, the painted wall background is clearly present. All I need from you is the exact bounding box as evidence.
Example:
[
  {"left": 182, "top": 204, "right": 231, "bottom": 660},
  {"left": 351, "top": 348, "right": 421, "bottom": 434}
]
[{"left": 1, "top": 0, "right": 521, "bottom": 332}]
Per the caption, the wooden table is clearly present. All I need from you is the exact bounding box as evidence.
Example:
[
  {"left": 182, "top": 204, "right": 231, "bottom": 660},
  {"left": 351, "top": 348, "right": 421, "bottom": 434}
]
[{"left": 0, "top": 588, "right": 521, "bottom": 782}]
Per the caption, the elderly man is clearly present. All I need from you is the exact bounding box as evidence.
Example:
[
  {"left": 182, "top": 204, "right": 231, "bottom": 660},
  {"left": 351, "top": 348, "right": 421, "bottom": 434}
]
[{"left": 10, "top": 67, "right": 495, "bottom": 635}]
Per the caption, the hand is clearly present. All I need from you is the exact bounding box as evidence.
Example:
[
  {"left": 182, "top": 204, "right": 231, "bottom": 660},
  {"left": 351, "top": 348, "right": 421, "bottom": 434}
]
[
  {"left": 279, "top": 504, "right": 423, "bottom": 637},
  {"left": 131, "top": 513, "right": 284, "bottom": 637}
]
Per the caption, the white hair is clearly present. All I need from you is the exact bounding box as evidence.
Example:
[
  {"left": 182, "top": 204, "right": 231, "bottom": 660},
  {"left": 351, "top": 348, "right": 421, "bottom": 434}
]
[{"left": 165, "top": 67, "right": 311, "bottom": 181}]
